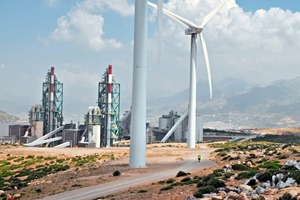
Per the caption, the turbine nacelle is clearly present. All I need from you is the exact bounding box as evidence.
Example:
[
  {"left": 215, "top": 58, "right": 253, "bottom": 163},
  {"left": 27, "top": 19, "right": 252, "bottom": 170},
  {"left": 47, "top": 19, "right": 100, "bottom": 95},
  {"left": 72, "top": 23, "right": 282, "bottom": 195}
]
[{"left": 185, "top": 27, "right": 202, "bottom": 35}]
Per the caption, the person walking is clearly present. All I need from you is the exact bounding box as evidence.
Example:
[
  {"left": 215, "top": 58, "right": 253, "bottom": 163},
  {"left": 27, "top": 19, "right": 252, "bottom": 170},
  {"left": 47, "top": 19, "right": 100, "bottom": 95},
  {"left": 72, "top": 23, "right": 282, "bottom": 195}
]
[{"left": 198, "top": 154, "right": 202, "bottom": 162}]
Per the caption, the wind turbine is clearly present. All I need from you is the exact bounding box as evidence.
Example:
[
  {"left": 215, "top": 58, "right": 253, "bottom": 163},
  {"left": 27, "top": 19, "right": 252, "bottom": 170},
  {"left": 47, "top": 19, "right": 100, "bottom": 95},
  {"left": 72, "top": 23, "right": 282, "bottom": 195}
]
[{"left": 148, "top": 1, "right": 227, "bottom": 148}]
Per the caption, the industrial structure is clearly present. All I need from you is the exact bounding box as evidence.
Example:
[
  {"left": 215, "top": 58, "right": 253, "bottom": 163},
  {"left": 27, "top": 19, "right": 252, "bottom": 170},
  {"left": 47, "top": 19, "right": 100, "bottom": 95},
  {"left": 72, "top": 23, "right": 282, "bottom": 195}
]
[
  {"left": 98, "top": 65, "right": 120, "bottom": 147},
  {"left": 152, "top": 111, "right": 188, "bottom": 142},
  {"left": 78, "top": 106, "right": 101, "bottom": 147},
  {"left": 42, "top": 67, "right": 63, "bottom": 135},
  {"left": 151, "top": 111, "right": 203, "bottom": 143},
  {"left": 8, "top": 65, "right": 123, "bottom": 148}
]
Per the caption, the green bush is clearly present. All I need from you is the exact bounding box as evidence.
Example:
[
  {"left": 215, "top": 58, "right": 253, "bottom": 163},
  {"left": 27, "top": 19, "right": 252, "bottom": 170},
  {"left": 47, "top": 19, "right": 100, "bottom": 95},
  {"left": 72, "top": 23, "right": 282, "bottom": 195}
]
[
  {"left": 138, "top": 190, "right": 147, "bottom": 193},
  {"left": 278, "top": 192, "right": 296, "bottom": 200},
  {"left": 171, "top": 182, "right": 184, "bottom": 187},
  {"left": 194, "top": 186, "right": 216, "bottom": 198},
  {"left": 194, "top": 190, "right": 203, "bottom": 198},
  {"left": 207, "top": 178, "right": 226, "bottom": 188},
  {"left": 176, "top": 171, "right": 188, "bottom": 177},
  {"left": 180, "top": 177, "right": 191, "bottom": 183},
  {"left": 235, "top": 169, "right": 257, "bottom": 180},
  {"left": 71, "top": 184, "right": 82, "bottom": 187},
  {"left": 16, "top": 168, "right": 32, "bottom": 177},
  {"left": 113, "top": 170, "right": 121, "bottom": 176},
  {"left": 217, "top": 151, "right": 228, "bottom": 157},
  {"left": 232, "top": 164, "right": 249, "bottom": 171},
  {"left": 256, "top": 158, "right": 268, "bottom": 164},
  {"left": 223, "top": 172, "right": 235, "bottom": 180},
  {"left": 160, "top": 185, "right": 173, "bottom": 191},
  {"left": 196, "top": 180, "right": 205, "bottom": 188},
  {"left": 166, "top": 178, "right": 175, "bottom": 184},
  {"left": 256, "top": 171, "right": 272, "bottom": 182},
  {"left": 248, "top": 153, "right": 257, "bottom": 158},
  {"left": 258, "top": 162, "right": 281, "bottom": 169},
  {"left": 198, "top": 186, "right": 216, "bottom": 195}
]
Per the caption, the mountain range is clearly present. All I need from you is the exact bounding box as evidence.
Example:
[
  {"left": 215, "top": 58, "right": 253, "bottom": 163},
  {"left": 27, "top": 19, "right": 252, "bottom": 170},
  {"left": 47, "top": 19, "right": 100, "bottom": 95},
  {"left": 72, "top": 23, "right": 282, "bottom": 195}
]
[
  {"left": 1, "top": 77, "right": 300, "bottom": 129},
  {"left": 0, "top": 110, "right": 20, "bottom": 123},
  {"left": 148, "top": 77, "right": 300, "bottom": 129}
]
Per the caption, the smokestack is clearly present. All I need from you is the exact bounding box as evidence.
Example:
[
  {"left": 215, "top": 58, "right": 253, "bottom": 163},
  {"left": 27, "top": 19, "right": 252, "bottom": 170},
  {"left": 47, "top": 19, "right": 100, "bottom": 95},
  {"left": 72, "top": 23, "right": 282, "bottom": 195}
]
[
  {"left": 106, "top": 65, "right": 112, "bottom": 147},
  {"left": 49, "top": 67, "right": 55, "bottom": 132}
]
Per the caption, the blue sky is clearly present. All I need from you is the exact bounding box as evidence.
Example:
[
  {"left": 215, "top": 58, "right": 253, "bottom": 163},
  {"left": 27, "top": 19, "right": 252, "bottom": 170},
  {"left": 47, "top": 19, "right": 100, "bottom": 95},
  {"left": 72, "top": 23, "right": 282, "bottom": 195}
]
[
  {"left": 236, "top": 0, "right": 300, "bottom": 12},
  {"left": 0, "top": 0, "right": 300, "bottom": 122}
]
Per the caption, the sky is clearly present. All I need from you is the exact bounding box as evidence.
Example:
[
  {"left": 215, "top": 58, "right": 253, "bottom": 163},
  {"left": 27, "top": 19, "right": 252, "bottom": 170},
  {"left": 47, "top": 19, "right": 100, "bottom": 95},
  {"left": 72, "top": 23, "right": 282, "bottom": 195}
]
[{"left": 0, "top": 0, "right": 300, "bottom": 122}]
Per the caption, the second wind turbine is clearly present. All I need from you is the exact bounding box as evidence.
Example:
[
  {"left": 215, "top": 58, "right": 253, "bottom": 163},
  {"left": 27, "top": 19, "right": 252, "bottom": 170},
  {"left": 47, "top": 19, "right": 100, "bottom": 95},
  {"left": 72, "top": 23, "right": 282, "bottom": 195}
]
[{"left": 148, "top": 1, "right": 227, "bottom": 148}]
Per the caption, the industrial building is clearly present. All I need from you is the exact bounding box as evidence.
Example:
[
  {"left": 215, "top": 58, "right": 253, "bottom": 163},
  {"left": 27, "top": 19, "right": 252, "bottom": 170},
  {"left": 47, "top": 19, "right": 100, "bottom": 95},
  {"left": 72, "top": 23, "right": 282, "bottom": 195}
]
[
  {"left": 8, "top": 65, "right": 121, "bottom": 148},
  {"left": 151, "top": 111, "right": 203, "bottom": 143},
  {"left": 97, "top": 65, "right": 120, "bottom": 147},
  {"left": 7, "top": 65, "right": 205, "bottom": 147},
  {"left": 151, "top": 111, "right": 188, "bottom": 142}
]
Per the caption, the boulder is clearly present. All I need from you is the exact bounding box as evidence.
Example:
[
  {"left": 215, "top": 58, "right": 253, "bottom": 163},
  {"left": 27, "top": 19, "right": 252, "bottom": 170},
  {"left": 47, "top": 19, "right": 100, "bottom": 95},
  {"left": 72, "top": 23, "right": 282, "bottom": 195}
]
[
  {"left": 246, "top": 161, "right": 253, "bottom": 168},
  {"left": 240, "top": 192, "right": 250, "bottom": 200},
  {"left": 250, "top": 193, "right": 260, "bottom": 200},
  {"left": 262, "top": 181, "right": 271, "bottom": 189},
  {"left": 285, "top": 177, "right": 296, "bottom": 187},
  {"left": 263, "top": 188, "right": 278, "bottom": 195},
  {"left": 13, "top": 193, "right": 21, "bottom": 200},
  {"left": 212, "top": 196, "right": 223, "bottom": 200},
  {"left": 228, "top": 191, "right": 240, "bottom": 200},
  {"left": 239, "top": 184, "right": 253, "bottom": 192},
  {"left": 255, "top": 186, "right": 265, "bottom": 195},
  {"left": 225, "top": 186, "right": 239, "bottom": 193},
  {"left": 218, "top": 191, "right": 227, "bottom": 199},
  {"left": 284, "top": 160, "right": 297, "bottom": 167}
]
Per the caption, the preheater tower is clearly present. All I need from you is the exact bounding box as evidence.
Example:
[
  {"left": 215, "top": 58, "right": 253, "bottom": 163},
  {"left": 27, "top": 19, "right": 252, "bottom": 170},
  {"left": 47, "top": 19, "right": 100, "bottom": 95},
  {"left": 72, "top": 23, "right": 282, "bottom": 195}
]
[
  {"left": 42, "top": 67, "right": 63, "bottom": 135},
  {"left": 98, "top": 65, "right": 120, "bottom": 147}
]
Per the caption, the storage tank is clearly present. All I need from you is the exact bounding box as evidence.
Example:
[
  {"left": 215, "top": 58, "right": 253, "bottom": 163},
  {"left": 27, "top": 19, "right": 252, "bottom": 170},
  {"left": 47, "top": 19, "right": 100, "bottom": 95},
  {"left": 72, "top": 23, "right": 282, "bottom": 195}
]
[
  {"left": 174, "top": 117, "right": 183, "bottom": 142},
  {"left": 159, "top": 117, "right": 169, "bottom": 130}
]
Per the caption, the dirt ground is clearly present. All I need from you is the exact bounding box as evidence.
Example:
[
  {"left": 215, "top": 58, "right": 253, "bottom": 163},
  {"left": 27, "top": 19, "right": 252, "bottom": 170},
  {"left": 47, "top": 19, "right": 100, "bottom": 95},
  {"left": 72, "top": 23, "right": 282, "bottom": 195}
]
[
  {"left": 1, "top": 143, "right": 211, "bottom": 200},
  {"left": 3, "top": 138, "right": 300, "bottom": 200},
  {"left": 249, "top": 127, "right": 300, "bottom": 134}
]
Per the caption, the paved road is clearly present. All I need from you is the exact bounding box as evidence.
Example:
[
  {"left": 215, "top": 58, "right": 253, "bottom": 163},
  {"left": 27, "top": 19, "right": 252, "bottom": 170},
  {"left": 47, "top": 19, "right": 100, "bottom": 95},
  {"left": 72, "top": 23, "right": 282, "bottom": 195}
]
[{"left": 41, "top": 145, "right": 216, "bottom": 200}]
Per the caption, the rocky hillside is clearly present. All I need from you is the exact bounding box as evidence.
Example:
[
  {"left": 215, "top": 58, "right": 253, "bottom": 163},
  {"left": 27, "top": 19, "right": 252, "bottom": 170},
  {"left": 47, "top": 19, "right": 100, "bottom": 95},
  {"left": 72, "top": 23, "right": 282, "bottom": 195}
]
[
  {"left": 0, "top": 110, "right": 19, "bottom": 123},
  {"left": 148, "top": 77, "right": 300, "bottom": 128}
]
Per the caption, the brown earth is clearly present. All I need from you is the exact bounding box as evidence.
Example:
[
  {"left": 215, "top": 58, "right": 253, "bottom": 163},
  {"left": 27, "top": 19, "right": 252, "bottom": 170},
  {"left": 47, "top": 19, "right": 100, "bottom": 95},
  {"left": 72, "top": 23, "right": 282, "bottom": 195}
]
[
  {"left": 249, "top": 127, "right": 300, "bottom": 134},
  {"left": 1, "top": 143, "right": 212, "bottom": 200},
  {"left": 2, "top": 137, "right": 300, "bottom": 200}
]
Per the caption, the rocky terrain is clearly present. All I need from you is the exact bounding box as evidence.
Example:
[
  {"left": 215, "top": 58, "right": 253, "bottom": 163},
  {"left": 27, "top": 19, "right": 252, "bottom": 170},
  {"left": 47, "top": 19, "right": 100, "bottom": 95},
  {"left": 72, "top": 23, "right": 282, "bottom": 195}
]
[
  {"left": 0, "top": 139, "right": 300, "bottom": 199},
  {"left": 0, "top": 110, "right": 19, "bottom": 123},
  {"left": 149, "top": 77, "right": 300, "bottom": 129}
]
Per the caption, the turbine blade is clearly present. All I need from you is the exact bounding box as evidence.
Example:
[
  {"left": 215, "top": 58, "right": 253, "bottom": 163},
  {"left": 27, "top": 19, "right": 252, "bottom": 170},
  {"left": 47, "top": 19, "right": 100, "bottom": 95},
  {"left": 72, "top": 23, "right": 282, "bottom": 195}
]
[
  {"left": 148, "top": 1, "right": 198, "bottom": 28},
  {"left": 200, "top": 33, "right": 212, "bottom": 99},
  {"left": 200, "top": 0, "right": 227, "bottom": 28}
]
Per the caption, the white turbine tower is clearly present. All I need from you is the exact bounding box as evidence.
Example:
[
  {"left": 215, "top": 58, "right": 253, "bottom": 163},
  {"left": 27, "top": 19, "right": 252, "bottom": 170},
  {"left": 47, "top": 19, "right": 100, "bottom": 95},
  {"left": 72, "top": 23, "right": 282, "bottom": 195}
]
[{"left": 148, "top": 1, "right": 227, "bottom": 148}]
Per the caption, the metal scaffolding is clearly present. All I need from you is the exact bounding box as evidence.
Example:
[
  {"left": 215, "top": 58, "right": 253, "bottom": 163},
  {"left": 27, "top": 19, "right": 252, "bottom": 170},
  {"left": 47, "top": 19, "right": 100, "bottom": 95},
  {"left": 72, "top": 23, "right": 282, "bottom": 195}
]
[
  {"left": 28, "top": 104, "right": 43, "bottom": 123},
  {"left": 42, "top": 67, "right": 63, "bottom": 135},
  {"left": 98, "top": 65, "right": 120, "bottom": 147}
]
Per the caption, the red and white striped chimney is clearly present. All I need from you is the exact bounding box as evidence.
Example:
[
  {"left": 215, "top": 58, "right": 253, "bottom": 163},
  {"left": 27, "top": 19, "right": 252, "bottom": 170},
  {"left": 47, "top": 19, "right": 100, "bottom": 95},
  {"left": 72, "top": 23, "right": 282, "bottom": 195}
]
[
  {"left": 107, "top": 65, "right": 113, "bottom": 103},
  {"left": 50, "top": 67, "right": 55, "bottom": 102}
]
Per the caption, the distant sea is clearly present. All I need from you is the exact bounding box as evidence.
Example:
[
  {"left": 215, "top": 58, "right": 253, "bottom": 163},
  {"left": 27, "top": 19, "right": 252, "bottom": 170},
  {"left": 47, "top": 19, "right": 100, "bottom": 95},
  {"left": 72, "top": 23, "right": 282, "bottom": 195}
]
[{"left": 0, "top": 122, "right": 29, "bottom": 136}]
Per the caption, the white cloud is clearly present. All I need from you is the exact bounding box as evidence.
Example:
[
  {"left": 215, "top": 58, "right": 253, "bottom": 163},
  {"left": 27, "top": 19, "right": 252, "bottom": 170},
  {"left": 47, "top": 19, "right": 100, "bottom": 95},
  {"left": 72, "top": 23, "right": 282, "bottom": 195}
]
[
  {"left": 79, "top": 0, "right": 134, "bottom": 17},
  {"left": 51, "top": 0, "right": 134, "bottom": 51},
  {"left": 45, "top": 0, "right": 59, "bottom": 7},
  {"left": 147, "top": 0, "right": 300, "bottom": 97},
  {"left": 0, "top": 63, "right": 6, "bottom": 69}
]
